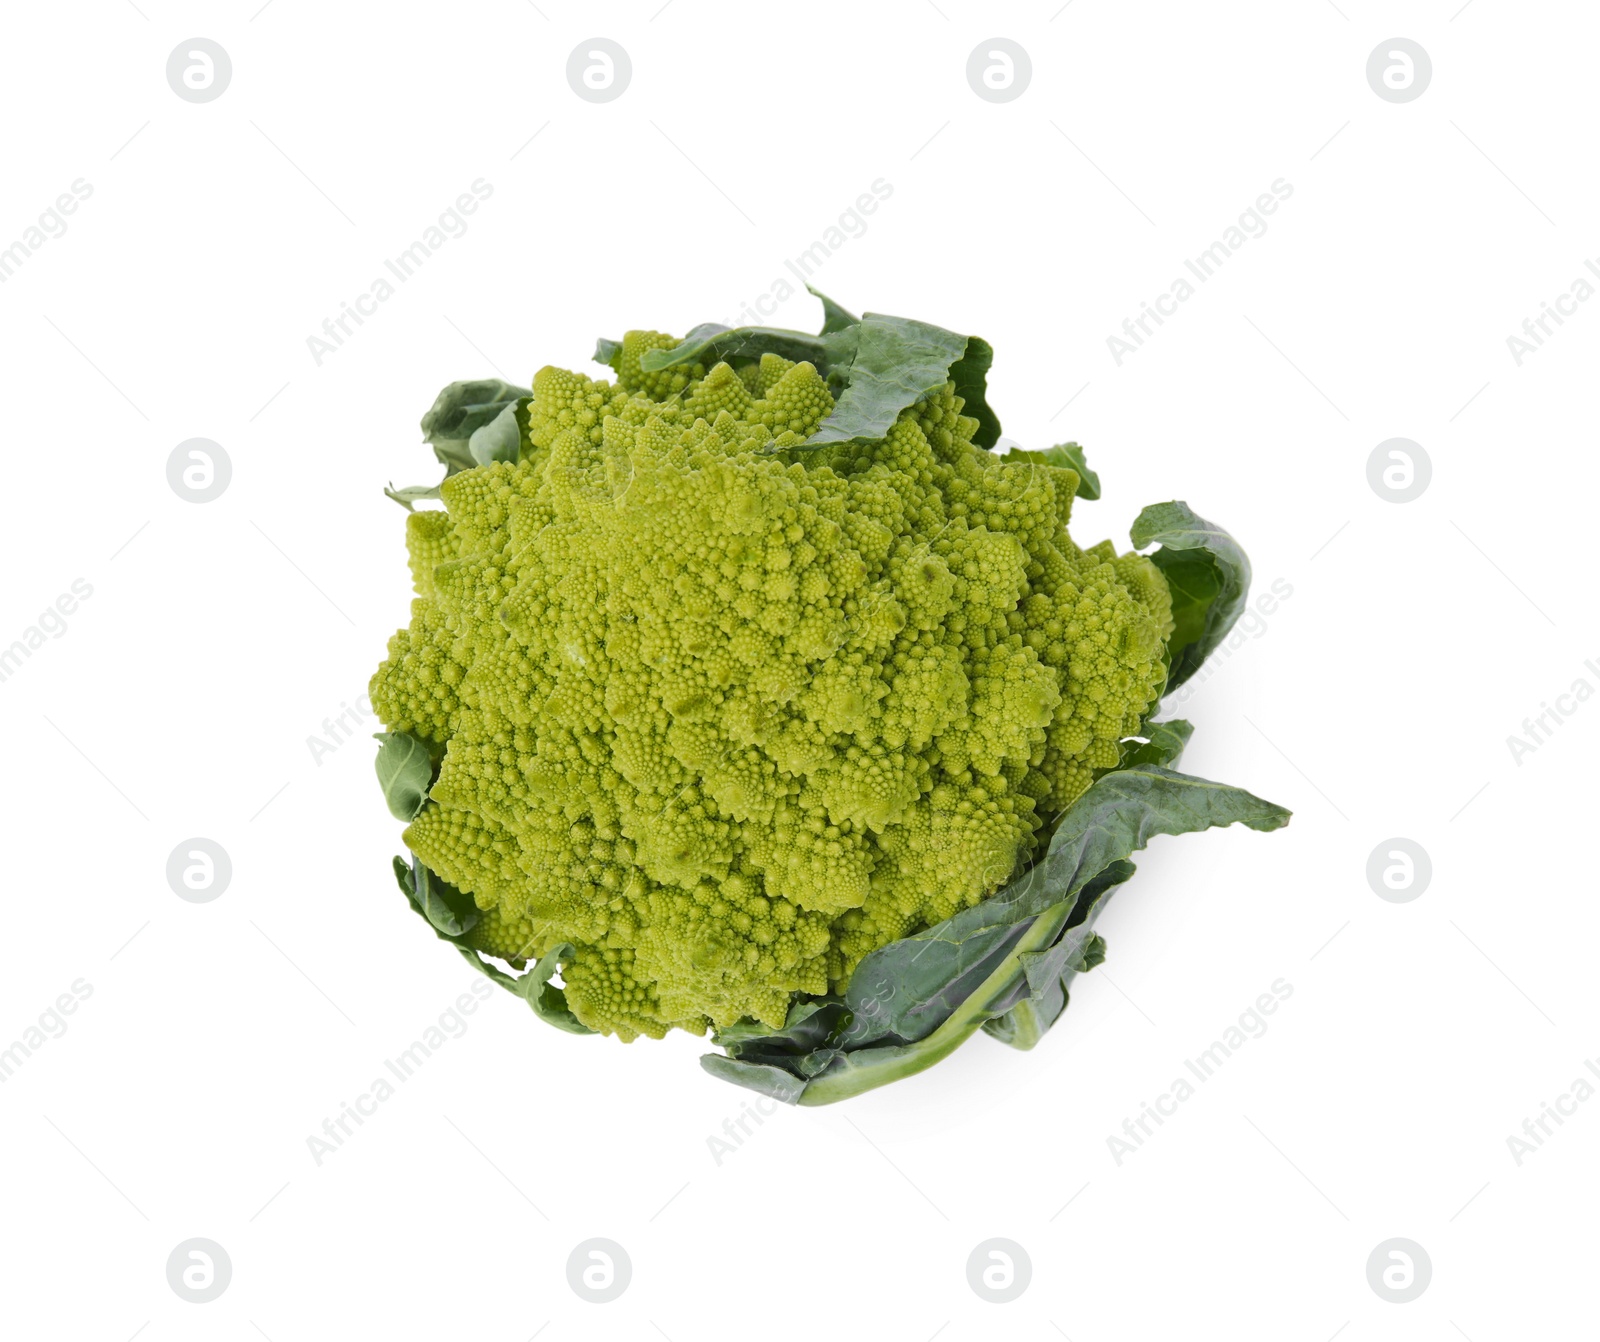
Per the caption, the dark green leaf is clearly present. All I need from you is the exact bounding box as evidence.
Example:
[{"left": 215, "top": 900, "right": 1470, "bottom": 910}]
[
  {"left": 1029, "top": 764, "right": 1289, "bottom": 909},
  {"left": 817, "top": 322, "right": 861, "bottom": 390},
  {"left": 1061, "top": 859, "right": 1136, "bottom": 933},
  {"left": 373, "top": 731, "right": 433, "bottom": 821},
  {"left": 806, "top": 283, "right": 859, "bottom": 335},
  {"left": 593, "top": 336, "right": 622, "bottom": 367},
  {"left": 994, "top": 925, "right": 1097, "bottom": 1019},
  {"left": 700, "top": 1054, "right": 811, "bottom": 1104},
  {"left": 419, "top": 378, "right": 530, "bottom": 475},
  {"left": 985, "top": 925, "right": 1099, "bottom": 1049},
  {"left": 835, "top": 912, "right": 1036, "bottom": 1049},
  {"left": 1131, "top": 501, "right": 1251, "bottom": 690},
  {"left": 514, "top": 394, "right": 534, "bottom": 459},
  {"left": 1121, "top": 718, "right": 1194, "bottom": 769},
  {"left": 679, "top": 320, "right": 732, "bottom": 345},
  {"left": 949, "top": 335, "right": 1001, "bottom": 449},
  {"left": 806, "top": 313, "right": 973, "bottom": 448},
  {"left": 1042, "top": 442, "right": 1101, "bottom": 499},
  {"left": 390, "top": 854, "right": 596, "bottom": 1035},
  {"left": 1153, "top": 554, "right": 1222, "bottom": 653},
  {"left": 392, "top": 854, "right": 481, "bottom": 938},
  {"left": 711, "top": 998, "right": 847, "bottom": 1053},
  {"left": 983, "top": 862, "right": 1131, "bottom": 1048}
]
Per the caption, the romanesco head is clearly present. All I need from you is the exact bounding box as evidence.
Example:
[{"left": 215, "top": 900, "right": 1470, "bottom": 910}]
[{"left": 371, "top": 338, "right": 1172, "bottom": 1040}]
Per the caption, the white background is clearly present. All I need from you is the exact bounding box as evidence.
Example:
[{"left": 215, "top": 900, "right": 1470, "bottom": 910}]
[{"left": 1, "top": 1, "right": 1594, "bottom": 1338}]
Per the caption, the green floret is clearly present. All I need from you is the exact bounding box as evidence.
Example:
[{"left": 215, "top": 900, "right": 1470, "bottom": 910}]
[{"left": 371, "top": 327, "right": 1175, "bottom": 1039}]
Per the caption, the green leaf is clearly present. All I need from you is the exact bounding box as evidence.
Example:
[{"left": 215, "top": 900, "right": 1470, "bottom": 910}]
[
  {"left": 985, "top": 924, "right": 1103, "bottom": 1049},
  {"left": 638, "top": 324, "right": 829, "bottom": 373},
  {"left": 514, "top": 394, "right": 535, "bottom": 459},
  {"left": 468, "top": 399, "right": 525, "bottom": 466},
  {"left": 384, "top": 482, "right": 443, "bottom": 511},
  {"left": 704, "top": 765, "right": 1289, "bottom": 1104},
  {"left": 983, "top": 862, "right": 1130, "bottom": 1048},
  {"left": 949, "top": 335, "right": 1002, "bottom": 449},
  {"left": 1131, "top": 501, "right": 1252, "bottom": 690},
  {"left": 796, "top": 898, "right": 1080, "bottom": 1104},
  {"left": 1154, "top": 554, "right": 1221, "bottom": 655},
  {"left": 1026, "top": 764, "right": 1289, "bottom": 912},
  {"left": 805, "top": 283, "right": 859, "bottom": 335},
  {"left": 1121, "top": 718, "right": 1194, "bottom": 769},
  {"left": 807, "top": 313, "right": 975, "bottom": 448},
  {"left": 389, "top": 854, "right": 596, "bottom": 1035},
  {"left": 373, "top": 731, "right": 433, "bottom": 821},
  {"left": 699, "top": 1054, "right": 811, "bottom": 1103},
  {"left": 711, "top": 998, "right": 847, "bottom": 1053},
  {"left": 392, "top": 854, "right": 480, "bottom": 938},
  {"left": 419, "top": 378, "right": 530, "bottom": 475},
  {"left": 593, "top": 335, "right": 622, "bottom": 367},
  {"left": 1042, "top": 442, "right": 1101, "bottom": 500}
]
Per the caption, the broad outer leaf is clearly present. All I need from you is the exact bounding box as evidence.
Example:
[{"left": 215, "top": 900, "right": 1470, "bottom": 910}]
[
  {"left": 705, "top": 762, "right": 1290, "bottom": 1104},
  {"left": 1131, "top": 501, "right": 1251, "bottom": 690},
  {"left": 806, "top": 313, "right": 972, "bottom": 448},
  {"left": 373, "top": 732, "right": 433, "bottom": 821},
  {"left": 419, "top": 378, "right": 530, "bottom": 475},
  {"left": 1027, "top": 764, "right": 1289, "bottom": 914},
  {"left": 1043, "top": 442, "right": 1102, "bottom": 499},
  {"left": 390, "top": 854, "right": 596, "bottom": 1035},
  {"left": 835, "top": 916, "right": 1037, "bottom": 1049},
  {"left": 984, "top": 924, "right": 1104, "bottom": 1049},
  {"left": 983, "top": 860, "right": 1131, "bottom": 1047},
  {"left": 949, "top": 335, "right": 1002, "bottom": 449}
]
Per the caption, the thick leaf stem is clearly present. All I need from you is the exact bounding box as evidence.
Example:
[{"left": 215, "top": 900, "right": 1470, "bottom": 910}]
[{"left": 795, "top": 898, "right": 1076, "bottom": 1105}]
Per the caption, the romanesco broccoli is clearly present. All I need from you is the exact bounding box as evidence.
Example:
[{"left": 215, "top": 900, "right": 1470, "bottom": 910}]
[{"left": 371, "top": 318, "right": 1176, "bottom": 1042}]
